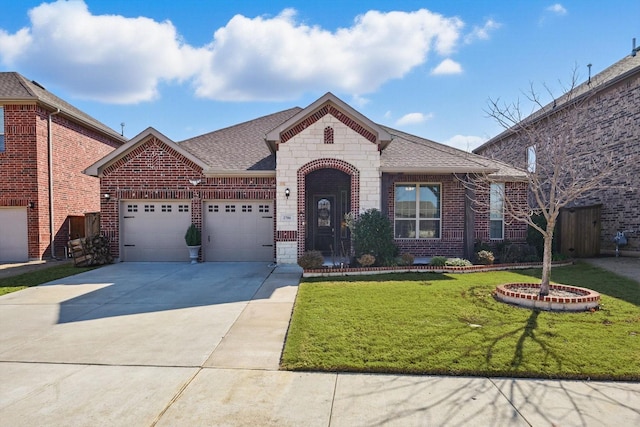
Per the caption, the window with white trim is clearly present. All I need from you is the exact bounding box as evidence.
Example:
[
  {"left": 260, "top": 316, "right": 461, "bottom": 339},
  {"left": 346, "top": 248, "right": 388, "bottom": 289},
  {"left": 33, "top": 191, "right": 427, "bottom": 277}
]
[
  {"left": 0, "top": 106, "right": 5, "bottom": 152},
  {"left": 394, "top": 183, "right": 441, "bottom": 239},
  {"left": 490, "top": 183, "right": 504, "bottom": 240},
  {"left": 527, "top": 145, "right": 536, "bottom": 173}
]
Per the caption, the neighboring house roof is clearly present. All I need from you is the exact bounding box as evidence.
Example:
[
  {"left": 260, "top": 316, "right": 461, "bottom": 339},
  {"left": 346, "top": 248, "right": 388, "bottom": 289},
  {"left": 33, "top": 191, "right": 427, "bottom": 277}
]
[
  {"left": 0, "top": 72, "right": 125, "bottom": 142},
  {"left": 178, "top": 108, "right": 301, "bottom": 172},
  {"left": 474, "top": 53, "right": 640, "bottom": 153}
]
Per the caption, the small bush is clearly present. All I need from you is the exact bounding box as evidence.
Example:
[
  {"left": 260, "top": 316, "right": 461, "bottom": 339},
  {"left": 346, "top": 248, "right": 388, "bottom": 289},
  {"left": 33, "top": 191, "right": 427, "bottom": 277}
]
[
  {"left": 398, "top": 253, "right": 415, "bottom": 266},
  {"left": 476, "top": 250, "right": 495, "bottom": 265},
  {"left": 445, "top": 258, "right": 473, "bottom": 267},
  {"left": 499, "top": 244, "right": 539, "bottom": 264},
  {"left": 429, "top": 256, "right": 447, "bottom": 267},
  {"left": 298, "top": 251, "right": 324, "bottom": 269},
  {"left": 357, "top": 254, "right": 376, "bottom": 267}
]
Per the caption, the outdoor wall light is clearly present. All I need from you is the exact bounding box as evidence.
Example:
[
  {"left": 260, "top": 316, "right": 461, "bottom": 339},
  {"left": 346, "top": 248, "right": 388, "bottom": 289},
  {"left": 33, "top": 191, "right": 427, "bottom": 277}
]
[
  {"left": 27, "top": 201, "right": 35, "bottom": 209},
  {"left": 103, "top": 193, "right": 110, "bottom": 200},
  {"left": 285, "top": 188, "right": 291, "bottom": 199}
]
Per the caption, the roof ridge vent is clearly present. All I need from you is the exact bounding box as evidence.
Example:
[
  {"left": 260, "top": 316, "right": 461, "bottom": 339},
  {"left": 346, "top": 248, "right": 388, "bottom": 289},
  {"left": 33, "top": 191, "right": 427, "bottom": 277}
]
[{"left": 31, "top": 80, "right": 46, "bottom": 90}]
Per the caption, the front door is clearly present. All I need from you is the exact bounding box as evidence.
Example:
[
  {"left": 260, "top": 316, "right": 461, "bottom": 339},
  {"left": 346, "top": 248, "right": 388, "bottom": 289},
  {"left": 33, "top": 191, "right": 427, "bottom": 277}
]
[{"left": 313, "top": 195, "right": 335, "bottom": 255}]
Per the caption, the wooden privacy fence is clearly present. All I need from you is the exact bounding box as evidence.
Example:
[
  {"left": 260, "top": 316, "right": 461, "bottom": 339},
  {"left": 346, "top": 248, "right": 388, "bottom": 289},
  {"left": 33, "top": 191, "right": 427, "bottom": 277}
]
[{"left": 558, "top": 204, "right": 601, "bottom": 258}]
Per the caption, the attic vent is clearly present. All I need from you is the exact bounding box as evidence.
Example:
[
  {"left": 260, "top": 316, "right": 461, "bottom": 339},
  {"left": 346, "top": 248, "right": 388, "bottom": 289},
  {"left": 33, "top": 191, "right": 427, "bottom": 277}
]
[
  {"left": 324, "top": 126, "right": 334, "bottom": 144},
  {"left": 31, "top": 80, "right": 46, "bottom": 90}
]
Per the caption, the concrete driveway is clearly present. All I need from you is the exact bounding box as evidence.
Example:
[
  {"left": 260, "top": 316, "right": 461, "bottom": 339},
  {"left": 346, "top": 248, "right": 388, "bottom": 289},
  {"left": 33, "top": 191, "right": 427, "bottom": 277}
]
[{"left": 1, "top": 262, "right": 639, "bottom": 426}]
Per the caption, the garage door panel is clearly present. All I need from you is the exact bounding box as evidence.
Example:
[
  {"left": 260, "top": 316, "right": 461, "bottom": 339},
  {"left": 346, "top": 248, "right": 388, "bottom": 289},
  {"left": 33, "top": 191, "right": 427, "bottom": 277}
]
[
  {"left": 0, "top": 207, "right": 29, "bottom": 262},
  {"left": 121, "top": 201, "right": 191, "bottom": 262},
  {"left": 204, "top": 202, "right": 273, "bottom": 262}
]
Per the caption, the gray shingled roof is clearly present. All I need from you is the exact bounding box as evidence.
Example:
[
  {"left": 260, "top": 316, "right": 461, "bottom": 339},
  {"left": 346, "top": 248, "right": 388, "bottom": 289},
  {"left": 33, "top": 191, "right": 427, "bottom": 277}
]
[
  {"left": 177, "top": 104, "right": 526, "bottom": 179},
  {"left": 475, "top": 53, "right": 640, "bottom": 153},
  {"left": 0, "top": 72, "right": 125, "bottom": 141},
  {"left": 178, "top": 108, "right": 301, "bottom": 171}
]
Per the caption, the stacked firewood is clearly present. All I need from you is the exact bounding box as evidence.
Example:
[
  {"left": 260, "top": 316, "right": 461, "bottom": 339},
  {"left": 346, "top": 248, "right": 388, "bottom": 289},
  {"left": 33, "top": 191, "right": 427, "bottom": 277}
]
[{"left": 67, "top": 235, "right": 113, "bottom": 267}]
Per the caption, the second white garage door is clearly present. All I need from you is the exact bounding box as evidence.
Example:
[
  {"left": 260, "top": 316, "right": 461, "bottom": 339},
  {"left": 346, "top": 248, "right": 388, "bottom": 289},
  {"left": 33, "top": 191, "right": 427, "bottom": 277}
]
[
  {"left": 204, "top": 201, "right": 274, "bottom": 262},
  {"left": 121, "top": 201, "right": 192, "bottom": 262}
]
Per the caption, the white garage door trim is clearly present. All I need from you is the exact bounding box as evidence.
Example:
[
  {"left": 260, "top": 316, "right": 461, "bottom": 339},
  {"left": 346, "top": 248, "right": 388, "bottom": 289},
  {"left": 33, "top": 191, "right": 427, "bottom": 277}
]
[
  {"left": 204, "top": 201, "right": 274, "bottom": 262},
  {"left": 0, "top": 207, "right": 29, "bottom": 262},
  {"left": 120, "top": 200, "right": 192, "bottom": 262}
]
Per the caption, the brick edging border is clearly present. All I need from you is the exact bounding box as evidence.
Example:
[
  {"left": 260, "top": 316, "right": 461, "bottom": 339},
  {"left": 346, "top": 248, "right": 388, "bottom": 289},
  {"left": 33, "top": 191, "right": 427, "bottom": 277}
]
[{"left": 302, "top": 261, "right": 574, "bottom": 277}]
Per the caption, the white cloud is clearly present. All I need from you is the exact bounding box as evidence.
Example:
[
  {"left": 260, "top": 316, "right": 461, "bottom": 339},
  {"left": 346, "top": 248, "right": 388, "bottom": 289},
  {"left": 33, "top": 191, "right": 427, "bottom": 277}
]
[
  {"left": 464, "top": 19, "right": 501, "bottom": 43},
  {"left": 444, "top": 135, "right": 487, "bottom": 152},
  {"left": 546, "top": 4, "right": 568, "bottom": 15},
  {"left": 396, "top": 112, "right": 434, "bottom": 126},
  {"left": 0, "top": 1, "right": 468, "bottom": 103},
  {"left": 431, "top": 58, "right": 462, "bottom": 75}
]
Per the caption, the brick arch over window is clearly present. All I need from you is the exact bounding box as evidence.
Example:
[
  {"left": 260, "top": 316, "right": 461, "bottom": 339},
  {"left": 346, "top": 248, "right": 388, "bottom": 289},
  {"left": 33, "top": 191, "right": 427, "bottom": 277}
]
[{"left": 297, "top": 158, "right": 360, "bottom": 259}]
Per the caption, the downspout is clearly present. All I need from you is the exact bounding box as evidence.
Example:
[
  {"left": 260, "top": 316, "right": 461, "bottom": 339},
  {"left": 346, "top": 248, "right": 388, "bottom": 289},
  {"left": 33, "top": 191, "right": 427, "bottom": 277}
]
[{"left": 48, "top": 108, "right": 61, "bottom": 259}]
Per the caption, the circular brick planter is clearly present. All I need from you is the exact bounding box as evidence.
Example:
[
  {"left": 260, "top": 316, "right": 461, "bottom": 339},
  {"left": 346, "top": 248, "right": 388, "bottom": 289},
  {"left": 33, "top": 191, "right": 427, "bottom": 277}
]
[{"left": 494, "top": 283, "right": 600, "bottom": 312}]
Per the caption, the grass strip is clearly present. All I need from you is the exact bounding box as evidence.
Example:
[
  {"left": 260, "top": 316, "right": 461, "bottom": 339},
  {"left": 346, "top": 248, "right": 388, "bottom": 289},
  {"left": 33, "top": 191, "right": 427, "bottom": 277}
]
[{"left": 0, "top": 264, "right": 100, "bottom": 296}]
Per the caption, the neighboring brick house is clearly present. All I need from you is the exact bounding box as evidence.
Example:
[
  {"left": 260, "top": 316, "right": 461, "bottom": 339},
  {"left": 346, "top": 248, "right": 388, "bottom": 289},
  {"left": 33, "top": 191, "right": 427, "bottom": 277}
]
[
  {"left": 86, "top": 92, "right": 527, "bottom": 264},
  {"left": 0, "top": 72, "right": 125, "bottom": 262},
  {"left": 474, "top": 52, "right": 640, "bottom": 256}
]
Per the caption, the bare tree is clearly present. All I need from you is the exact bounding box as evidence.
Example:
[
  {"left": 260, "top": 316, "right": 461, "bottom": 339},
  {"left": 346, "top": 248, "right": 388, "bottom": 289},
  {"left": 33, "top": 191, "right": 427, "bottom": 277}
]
[{"left": 469, "top": 69, "right": 622, "bottom": 295}]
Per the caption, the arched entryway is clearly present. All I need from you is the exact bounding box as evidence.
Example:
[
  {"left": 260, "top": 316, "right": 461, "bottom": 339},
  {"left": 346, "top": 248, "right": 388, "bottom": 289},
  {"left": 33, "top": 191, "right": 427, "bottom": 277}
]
[
  {"left": 305, "top": 169, "right": 350, "bottom": 256},
  {"left": 297, "top": 159, "right": 360, "bottom": 261}
]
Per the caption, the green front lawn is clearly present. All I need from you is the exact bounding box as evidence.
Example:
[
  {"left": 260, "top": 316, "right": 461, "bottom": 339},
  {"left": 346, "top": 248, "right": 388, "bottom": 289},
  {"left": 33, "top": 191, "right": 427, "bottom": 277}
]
[
  {"left": 0, "top": 264, "right": 100, "bottom": 296},
  {"left": 281, "top": 263, "right": 640, "bottom": 380}
]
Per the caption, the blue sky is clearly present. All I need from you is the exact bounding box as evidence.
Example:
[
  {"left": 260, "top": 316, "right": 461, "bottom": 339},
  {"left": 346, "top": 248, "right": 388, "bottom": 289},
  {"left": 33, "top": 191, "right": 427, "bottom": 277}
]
[{"left": 0, "top": 0, "right": 638, "bottom": 150}]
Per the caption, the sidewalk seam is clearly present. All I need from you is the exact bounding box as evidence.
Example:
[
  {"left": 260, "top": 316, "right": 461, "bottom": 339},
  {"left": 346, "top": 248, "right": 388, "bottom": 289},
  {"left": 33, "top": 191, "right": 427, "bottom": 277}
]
[
  {"left": 149, "top": 367, "right": 202, "bottom": 427},
  {"left": 488, "top": 377, "right": 533, "bottom": 427}
]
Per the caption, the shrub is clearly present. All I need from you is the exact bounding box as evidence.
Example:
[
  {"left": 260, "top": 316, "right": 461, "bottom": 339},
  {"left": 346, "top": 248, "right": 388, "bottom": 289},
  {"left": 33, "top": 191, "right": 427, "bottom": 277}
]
[
  {"left": 429, "top": 256, "right": 447, "bottom": 267},
  {"left": 298, "top": 251, "right": 324, "bottom": 269},
  {"left": 357, "top": 254, "right": 376, "bottom": 267},
  {"left": 398, "top": 253, "right": 415, "bottom": 266},
  {"left": 499, "top": 243, "right": 539, "bottom": 264},
  {"left": 476, "top": 250, "right": 495, "bottom": 265},
  {"left": 184, "top": 224, "right": 201, "bottom": 246},
  {"left": 352, "top": 209, "right": 398, "bottom": 266},
  {"left": 445, "top": 258, "right": 473, "bottom": 267}
]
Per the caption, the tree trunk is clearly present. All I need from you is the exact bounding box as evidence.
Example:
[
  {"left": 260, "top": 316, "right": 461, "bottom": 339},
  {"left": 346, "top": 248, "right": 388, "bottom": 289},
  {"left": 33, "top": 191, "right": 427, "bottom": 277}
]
[{"left": 539, "top": 224, "right": 555, "bottom": 296}]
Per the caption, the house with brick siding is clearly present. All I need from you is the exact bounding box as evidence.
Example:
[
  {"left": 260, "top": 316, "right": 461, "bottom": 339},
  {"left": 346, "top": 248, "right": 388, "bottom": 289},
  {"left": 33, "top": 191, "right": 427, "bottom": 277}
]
[
  {"left": 86, "top": 92, "right": 528, "bottom": 264},
  {"left": 0, "top": 72, "right": 125, "bottom": 262},
  {"left": 474, "top": 52, "right": 640, "bottom": 256}
]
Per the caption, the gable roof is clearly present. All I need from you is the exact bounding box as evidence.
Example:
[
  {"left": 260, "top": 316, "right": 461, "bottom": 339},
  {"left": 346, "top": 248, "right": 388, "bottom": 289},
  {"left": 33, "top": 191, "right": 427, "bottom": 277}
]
[
  {"left": 84, "top": 127, "right": 207, "bottom": 177},
  {"left": 265, "top": 92, "right": 392, "bottom": 151},
  {"left": 474, "top": 53, "right": 640, "bottom": 153},
  {"left": 0, "top": 72, "right": 125, "bottom": 142}
]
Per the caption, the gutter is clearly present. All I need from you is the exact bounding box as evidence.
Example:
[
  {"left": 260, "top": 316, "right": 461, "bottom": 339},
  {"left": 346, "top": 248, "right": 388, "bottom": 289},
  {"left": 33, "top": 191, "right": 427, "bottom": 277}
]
[{"left": 48, "top": 108, "right": 61, "bottom": 259}]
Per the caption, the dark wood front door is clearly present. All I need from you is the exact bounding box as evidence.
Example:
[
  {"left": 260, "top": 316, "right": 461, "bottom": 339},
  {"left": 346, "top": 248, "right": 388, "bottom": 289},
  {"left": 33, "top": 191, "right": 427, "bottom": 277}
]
[{"left": 313, "top": 195, "right": 335, "bottom": 255}]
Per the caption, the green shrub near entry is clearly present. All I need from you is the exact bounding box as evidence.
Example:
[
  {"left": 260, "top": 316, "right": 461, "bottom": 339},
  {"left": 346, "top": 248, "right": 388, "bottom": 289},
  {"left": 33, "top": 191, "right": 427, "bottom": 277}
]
[{"left": 352, "top": 209, "right": 398, "bottom": 266}]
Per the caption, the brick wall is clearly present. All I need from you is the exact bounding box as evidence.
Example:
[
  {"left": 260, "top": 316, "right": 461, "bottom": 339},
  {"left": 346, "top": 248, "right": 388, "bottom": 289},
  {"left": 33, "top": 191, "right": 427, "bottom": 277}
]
[
  {"left": 0, "top": 103, "right": 121, "bottom": 259},
  {"left": 476, "top": 70, "right": 640, "bottom": 254},
  {"left": 99, "top": 135, "right": 276, "bottom": 259}
]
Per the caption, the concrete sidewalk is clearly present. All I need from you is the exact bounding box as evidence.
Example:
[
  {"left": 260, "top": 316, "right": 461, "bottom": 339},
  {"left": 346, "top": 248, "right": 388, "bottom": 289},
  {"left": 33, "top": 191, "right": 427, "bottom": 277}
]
[{"left": 1, "top": 262, "right": 639, "bottom": 426}]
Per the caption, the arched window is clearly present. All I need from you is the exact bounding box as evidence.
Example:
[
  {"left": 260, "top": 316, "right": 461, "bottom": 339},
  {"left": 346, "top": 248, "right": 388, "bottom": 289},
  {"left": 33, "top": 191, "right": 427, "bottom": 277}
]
[{"left": 324, "top": 126, "right": 334, "bottom": 144}]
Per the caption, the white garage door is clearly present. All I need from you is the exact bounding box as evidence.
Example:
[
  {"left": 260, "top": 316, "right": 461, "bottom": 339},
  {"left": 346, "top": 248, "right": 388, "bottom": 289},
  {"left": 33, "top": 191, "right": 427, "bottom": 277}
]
[
  {"left": 121, "top": 201, "right": 192, "bottom": 262},
  {"left": 0, "top": 207, "right": 28, "bottom": 262},
  {"left": 204, "top": 201, "right": 274, "bottom": 262}
]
